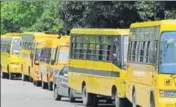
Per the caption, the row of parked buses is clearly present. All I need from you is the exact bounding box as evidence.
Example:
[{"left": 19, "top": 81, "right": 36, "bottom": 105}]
[
  {"left": 1, "top": 32, "right": 70, "bottom": 89},
  {"left": 1, "top": 20, "right": 176, "bottom": 107}
]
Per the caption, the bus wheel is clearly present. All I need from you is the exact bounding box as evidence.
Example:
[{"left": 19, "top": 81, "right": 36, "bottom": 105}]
[
  {"left": 33, "top": 81, "right": 36, "bottom": 86},
  {"left": 69, "top": 88, "right": 75, "bottom": 102},
  {"left": 114, "top": 91, "right": 125, "bottom": 107},
  {"left": 54, "top": 86, "right": 61, "bottom": 101},
  {"left": 1, "top": 72, "right": 5, "bottom": 78},
  {"left": 150, "top": 93, "right": 155, "bottom": 107},
  {"left": 42, "top": 81, "right": 47, "bottom": 89},
  {"left": 36, "top": 81, "right": 41, "bottom": 87},
  {"left": 22, "top": 74, "right": 26, "bottom": 81},
  {"left": 115, "top": 92, "right": 131, "bottom": 107},
  {"left": 9, "top": 73, "right": 13, "bottom": 80},
  {"left": 48, "top": 82, "right": 53, "bottom": 91},
  {"left": 132, "top": 91, "right": 137, "bottom": 107},
  {"left": 82, "top": 85, "right": 98, "bottom": 106},
  {"left": 29, "top": 77, "right": 33, "bottom": 82}
]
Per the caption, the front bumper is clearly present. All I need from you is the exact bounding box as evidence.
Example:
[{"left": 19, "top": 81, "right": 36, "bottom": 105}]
[
  {"left": 157, "top": 97, "right": 176, "bottom": 107},
  {"left": 9, "top": 64, "right": 21, "bottom": 74}
]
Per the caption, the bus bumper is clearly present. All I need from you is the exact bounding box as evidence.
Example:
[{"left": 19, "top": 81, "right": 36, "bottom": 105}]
[
  {"left": 9, "top": 64, "right": 21, "bottom": 74},
  {"left": 157, "top": 98, "right": 176, "bottom": 107},
  {"left": 33, "top": 71, "right": 41, "bottom": 81}
]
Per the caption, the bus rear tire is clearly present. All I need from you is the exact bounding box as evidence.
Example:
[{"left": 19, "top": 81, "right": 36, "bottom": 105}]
[
  {"left": 36, "top": 81, "right": 41, "bottom": 86},
  {"left": 42, "top": 81, "right": 47, "bottom": 89},
  {"left": 82, "top": 85, "right": 98, "bottom": 107},
  {"left": 1, "top": 72, "right": 5, "bottom": 78},
  {"left": 132, "top": 91, "right": 138, "bottom": 107},
  {"left": 22, "top": 74, "right": 26, "bottom": 81},
  {"left": 150, "top": 93, "right": 155, "bottom": 107},
  {"left": 9, "top": 73, "right": 13, "bottom": 80}
]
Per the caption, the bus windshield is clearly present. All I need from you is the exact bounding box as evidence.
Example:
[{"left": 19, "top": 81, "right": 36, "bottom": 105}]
[
  {"left": 58, "top": 47, "right": 69, "bottom": 62},
  {"left": 35, "top": 48, "right": 42, "bottom": 61},
  {"left": 12, "top": 38, "right": 21, "bottom": 55},
  {"left": 40, "top": 48, "right": 52, "bottom": 64},
  {"left": 159, "top": 32, "right": 176, "bottom": 74}
]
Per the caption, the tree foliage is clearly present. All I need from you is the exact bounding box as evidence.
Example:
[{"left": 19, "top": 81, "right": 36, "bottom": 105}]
[
  {"left": 60, "top": 1, "right": 176, "bottom": 31},
  {"left": 1, "top": 1, "right": 66, "bottom": 34},
  {"left": 1, "top": 1, "right": 176, "bottom": 34}
]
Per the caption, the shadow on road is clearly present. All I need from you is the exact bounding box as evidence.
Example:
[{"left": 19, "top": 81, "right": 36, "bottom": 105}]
[{"left": 61, "top": 99, "right": 114, "bottom": 107}]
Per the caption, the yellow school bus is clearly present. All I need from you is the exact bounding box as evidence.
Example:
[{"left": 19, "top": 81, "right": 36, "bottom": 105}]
[
  {"left": 68, "top": 29, "right": 129, "bottom": 107},
  {"left": 1, "top": 33, "right": 22, "bottom": 79},
  {"left": 52, "top": 35, "right": 70, "bottom": 73},
  {"left": 31, "top": 38, "right": 49, "bottom": 86},
  {"left": 40, "top": 36, "right": 70, "bottom": 90},
  {"left": 20, "top": 32, "right": 59, "bottom": 81},
  {"left": 40, "top": 38, "right": 60, "bottom": 90},
  {"left": 126, "top": 20, "right": 176, "bottom": 107}
]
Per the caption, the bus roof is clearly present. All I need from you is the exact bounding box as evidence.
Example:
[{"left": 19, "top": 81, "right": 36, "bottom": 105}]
[
  {"left": 71, "top": 28, "right": 129, "bottom": 36},
  {"left": 58, "top": 36, "right": 70, "bottom": 46},
  {"left": 42, "top": 38, "right": 60, "bottom": 48},
  {"left": 2, "top": 33, "right": 21, "bottom": 37},
  {"left": 22, "top": 32, "right": 59, "bottom": 39},
  {"left": 131, "top": 20, "right": 176, "bottom": 28}
]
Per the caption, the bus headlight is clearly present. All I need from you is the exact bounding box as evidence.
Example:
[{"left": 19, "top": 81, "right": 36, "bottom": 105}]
[{"left": 160, "top": 91, "right": 176, "bottom": 97}]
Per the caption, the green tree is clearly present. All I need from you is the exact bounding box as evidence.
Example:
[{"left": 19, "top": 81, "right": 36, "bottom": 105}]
[
  {"left": 60, "top": 1, "right": 176, "bottom": 32},
  {"left": 60, "top": 1, "right": 141, "bottom": 31},
  {"left": 1, "top": 1, "right": 44, "bottom": 34},
  {"left": 25, "top": 1, "right": 66, "bottom": 34},
  {"left": 1, "top": 1, "right": 66, "bottom": 34}
]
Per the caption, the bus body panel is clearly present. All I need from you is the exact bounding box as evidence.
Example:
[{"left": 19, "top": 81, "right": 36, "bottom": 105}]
[
  {"left": 20, "top": 32, "right": 59, "bottom": 80},
  {"left": 68, "top": 28, "right": 129, "bottom": 99},
  {"left": 127, "top": 20, "right": 176, "bottom": 107},
  {"left": 1, "top": 33, "right": 22, "bottom": 77},
  {"left": 40, "top": 39, "right": 59, "bottom": 84}
]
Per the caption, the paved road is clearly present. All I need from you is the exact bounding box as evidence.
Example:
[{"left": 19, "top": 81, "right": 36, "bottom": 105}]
[{"left": 1, "top": 78, "right": 113, "bottom": 107}]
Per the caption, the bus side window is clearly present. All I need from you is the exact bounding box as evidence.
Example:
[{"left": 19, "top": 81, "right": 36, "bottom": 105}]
[{"left": 112, "top": 36, "right": 121, "bottom": 67}]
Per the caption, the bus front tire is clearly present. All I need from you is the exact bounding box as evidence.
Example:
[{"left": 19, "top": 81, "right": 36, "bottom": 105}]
[
  {"left": 82, "top": 85, "right": 98, "bottom": 107},
  {"left": 54, "top": 86, "right": 61, "bottom": 101},
  {"left": 48, "top": 82, "right": 53, "bottom": 91},
  {"left": 33, "top": 81, "right": 36, "bottom": 86},
  {"left": 42, "top": 81, "right": 47, "bottom": 89}
]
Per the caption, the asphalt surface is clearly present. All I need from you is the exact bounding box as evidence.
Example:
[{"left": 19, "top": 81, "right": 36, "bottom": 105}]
[{"left": 1, "top": 78, "right": 113, "bottom": 107}]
